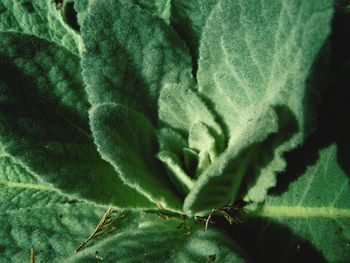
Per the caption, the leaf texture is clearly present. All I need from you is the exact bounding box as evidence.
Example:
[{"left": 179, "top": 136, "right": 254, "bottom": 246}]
[
  {"left": 89, "top": 103, "right": 182, "bottom": 210},
  {"left": 0, "top": 0, "right": 82, "bottom": 54},
  {"left": 196, "top": 0, "right": 333, "bottom": 203},
  {"left": 66, "top": 211, "right": 246, "bottom": 263},
  {"left": 0, "top": 32, "right": 151, "bottom": 207},
  {"left": 246, "top": 145, "right": 350, "bottom": 262},
  {"left": 171, "top": 0, "right": 218, "bottom": 72},
  {"left": 81, "top": 0, "right": 193, "bottom": 121},
  {"left": 0, "top": 150, "right": 107, "bottom": 262}
]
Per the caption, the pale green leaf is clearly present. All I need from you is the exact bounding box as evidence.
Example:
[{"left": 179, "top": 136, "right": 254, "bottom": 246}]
[
  {"left": 189, "top": 122, "right": 219, "bottom": 176},
  {"left": 0, "top": 151, "right": 107, "bottom": 262},
  {"left": 75, "top": 0, "right": 171, "bottom": 27},
  {"left": 198, "top": 0, "right": 332, "bottom": 139},
  {"left": 171, "top": 0, "right": 218, "bottom": 71},
  {"left": 196, "top": 0, "right": 333, "bottom": 203},
  {"left": 81, "top": 0, "right": 193, "bottom": 120},
  {"left": 89, "top": 103, "right": 182, "bottom": 210},
  {"left": 246, "top": 145, "right": 350, "bottom": 262},
  {"left": 134, "top": 0, "right": 172, "bottom": 24},
  {"left": 184, "top": 107, "right": 280, "bottom": 215},
  {"left": 74, "top": 0, "right": 89, "bottom": 26},
  {"left": 156, "top": 128, "right": 195, "bottom": 194},
  {"left": 0, "top": 0, "right": 82, "bottom": 54},
  {"left": 66, "top": 211, "right": 246, "bottom": 263},
  {"left": 157, "top": 128, "right": 187, "bottom": 158},
  {"left": 0, "top": 32, "right": 151, "bottom": 207},
  {"left": 155, "top": 0, "right": 171, "bottom": 24},
  {"left": 158, "top": 83, "right": 224, "bottom": 149},
  {"left": 157, "top": 151, "right": 194, "bottom": 195}
]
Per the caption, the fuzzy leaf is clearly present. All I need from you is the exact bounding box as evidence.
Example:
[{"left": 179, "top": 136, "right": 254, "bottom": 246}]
[
  {"left": 171, "top": 0, "right": 218, "bottom": 69},
  {"left": 89, "top": 103, "right": 182, "bottom": 210},
  {"left": 0, "top": 0, "right": 82, "bottom": 54},
  {"left": 66, "top": 211, "right": 246, "bottom": 263},
  {"left": 81, "top": 0, "right": 193, "bottom": 121},
  {"left": 0, "top": 32, "right": 150, "bottom": 207},
  {"left": 75, "top": 0, "right": 171, "bottom": 27},
  {"left": 159, "top": 83, "right": 224, "bottom": 148},
  {"left": 0, "top": 151, "right": 107, "bottom": 262},
  {"left": 184, "top": 107, "right": 280, "bottom": 215},
  {"left": 134, "top": 0, "right": 171, "bottom": 24},
  {"left": 196, "top": 0, "right": 333, "bottom": 203},
  {"left": 246, "top": 145, "right": 350, "bottom": 262}
]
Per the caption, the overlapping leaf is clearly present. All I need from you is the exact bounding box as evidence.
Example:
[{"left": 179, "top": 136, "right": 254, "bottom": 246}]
[
  {"left": 81, "top": 0, "right": 193, "bottom": 119},
  {"left": 245, "top": 145, "right": 350, "bottom": 262},
  {"left": 0, "top": 150, "right": 107, "bottom": 262},
  {"left": 81, "top": 0, "right": 193, "bottom": 210},
  {"left": 0, "top": 1, "right": 345, "bottom": 261},
  {"left": 80, "top": 0, "right": 334, "bottom": 215},
  {"left": 171, "top": 0, "right": 218, "bottom": 72},
  {"left": 0, "top": 0, "right": 82, "bottom": 54},
  {"left": 66, "top": 211, "right": 246, "bottom": 263},
  {"left": 89, "top": 103, "right": 182, "bottom": 210},
  {"left": 186, "top": 0, "right": 334, "bottom": 211},
  {"left": 0, "top": 32, "right": 151, "bottom": 207}
]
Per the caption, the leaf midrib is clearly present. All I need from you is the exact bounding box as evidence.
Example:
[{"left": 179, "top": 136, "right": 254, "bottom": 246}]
[
  {"left": 247, "top": 205, "right": 350, "bottom": 218},
  {"left": 0, "top": 179, "right": 56, "bottom": 192}
]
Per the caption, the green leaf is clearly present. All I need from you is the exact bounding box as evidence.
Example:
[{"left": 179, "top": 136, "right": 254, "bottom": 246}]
[
  {"left": 0, "top": 0, "right": 82, "bottom": 54},
  {"left": 157, "top": 128, "right": 187, "bottom": 159},
  {"left": 0, "top": 151, "right": 107, "bottom": 262},
  {"left": 198, "top": 0, "right": 332, "bottom": 139},
  {"left": 156, "top": 128, "right": 195, "bottom": 194},
  {"left": 196, "top": 0, "right": 333, "bottom": 203},
  {"left": 183, "top": 107, "right": 280, "bottom": 215},
  {"left": 189, "top": 122, "right": 219, "bottom": 176},
  {"left": 157, "top": 150, "right": 194, "bottom": 195},
  {"left": 74, "top": 0, "right": 90, "bottom": 26},
  {"left": 158, "top": 83, "right": 224, "bottom": 148},
  {"left": 134, "top": 0, "right": 171, "bottom": 24},
  {"left": 171, "top": 0, "right": 218, "bottom": 71},
  {"left": 81, "top": 0, "right": 193, "bottom": 121},
  {"left": 66, "top": 211, "right": 246, "bottom": 263},
  {"left": 89, "top": 103, "right": 182, "bottom": 210},
  {"left": 0, "top": 32, "right": 151, "bottom": 207},
  {"left": 246, "top": 145, "right": 350, "bottom": 262},
  {"left": 75, "top": 0, "right": 171, "bottom": 27}
]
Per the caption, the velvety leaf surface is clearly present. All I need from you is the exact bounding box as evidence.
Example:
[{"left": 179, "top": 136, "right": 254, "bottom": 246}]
[
  {"left": 0, "top": 0, "right": 81, "bottom": 54},
  {"left": 89, "top": 103, "right": 182, "bottom": 210},
  {"left": 0, "top": 32, "right": 151, "bottom": 207},
  {"left": 196, "top": 0, "right": 333, "bottom": 203},
  {"left": 66, "top": 210, "right": 246, "bottom": 263},
  {"left": 246, "top": 145, "right": 350, "bottom": 262},
  {"left": 183, "top": 107, "right": 280, "bottom": 215},
  {"left": 171, "top": 0, "right": 218, "bottom": 72},
  {"left": 75, "top": 0, "right": 171, "bottom": 27},
  {"left": 0, "top": 150, "right": 107, "bottom": 262},
  {"left": 158, "top": 84, "right": 224, "bottom": 144},
  {"left": 81, "top": 0, "right": 193, "bottom": 120},
  {"left": 134, "top": 0, "right": 171, "bottom": 24},
  {"left": 74, "top": 0, "right": 87, "bottom": 25}
]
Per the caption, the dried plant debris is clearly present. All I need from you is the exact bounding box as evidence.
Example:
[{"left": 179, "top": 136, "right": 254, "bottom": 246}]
[{"left": 1, "top": 0, "right": 349, "bottom": 262}]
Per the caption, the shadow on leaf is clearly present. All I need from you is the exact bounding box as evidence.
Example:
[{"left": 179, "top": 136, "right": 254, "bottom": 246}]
[
  {"left": 211, "top": 215, "right": 327, "bottom": 263},
  {"left": 270, "top": 8, "right": 350, "bottom": 196}
]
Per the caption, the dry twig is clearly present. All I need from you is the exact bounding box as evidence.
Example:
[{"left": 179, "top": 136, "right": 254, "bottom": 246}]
[
  {"left": 30, "top": 248, "right": 35, "bottom": 263},
  {"left": 75, "top": 207, "right": 117, "bottom": 253}
]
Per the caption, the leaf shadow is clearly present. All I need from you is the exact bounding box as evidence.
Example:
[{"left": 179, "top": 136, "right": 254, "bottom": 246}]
[
  {"left": 211, "top": 215, "right": 327, "bottom": 263},
  {"left": 270, "top": 9, "right": 350, "bottom": 196},
  {"left": 0, "top": 39, "right": 133, "bottom": 205},
  {"left": 237, "top": 105, "right": 299, "bottom": 199}
]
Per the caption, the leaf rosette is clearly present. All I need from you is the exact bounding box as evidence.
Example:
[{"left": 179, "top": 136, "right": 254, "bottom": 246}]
[
  {"left": 2, "top": 0, "right": 350, "bottom": 262},
  {"left": 80, "top": 0, "right": 333, "bottom": 215}
]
